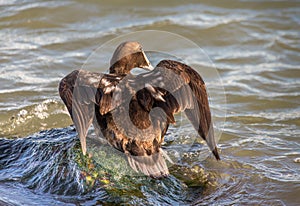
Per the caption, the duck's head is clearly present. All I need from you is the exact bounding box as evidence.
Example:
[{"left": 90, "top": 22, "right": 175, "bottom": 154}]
[{"left": 109, "top": 41, "right": 153, "bottom": 75}]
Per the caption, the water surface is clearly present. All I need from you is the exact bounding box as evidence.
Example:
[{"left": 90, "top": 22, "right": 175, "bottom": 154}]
[{"left": 0, "top": 0, "right": 299, "bottom": 205}]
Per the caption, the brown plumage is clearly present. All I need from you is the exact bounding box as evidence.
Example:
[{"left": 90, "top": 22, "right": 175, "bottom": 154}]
[{"left": 59, "top": 41, "right": 220, "bottom": 178}]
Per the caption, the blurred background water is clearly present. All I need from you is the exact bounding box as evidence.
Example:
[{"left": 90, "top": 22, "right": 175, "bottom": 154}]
[{"left": 0, "top": 0, "right": 299, "bottom": 205}]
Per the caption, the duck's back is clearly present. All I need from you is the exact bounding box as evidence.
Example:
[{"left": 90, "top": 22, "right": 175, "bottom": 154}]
[{"left": 94, "top": 86, "right": 171, "bottom": 178}]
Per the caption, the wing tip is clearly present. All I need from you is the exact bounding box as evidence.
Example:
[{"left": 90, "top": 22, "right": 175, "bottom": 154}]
[
  {"left": 79, "top": 136, "right": 87, "bottom": 156},
  {"left": 212, "top": 147, "right": 221, "bottom": 161}
]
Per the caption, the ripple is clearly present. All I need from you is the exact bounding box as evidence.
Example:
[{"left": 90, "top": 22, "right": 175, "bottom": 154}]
[
  {"left": 168, "top": 12, "right": 254, "bottom": 29},
  {"left": 0, "top": 69, "right": 61, "bottom": 84},
  {"left": 0, "top": 99, "right": 72, "bottom": 138}
]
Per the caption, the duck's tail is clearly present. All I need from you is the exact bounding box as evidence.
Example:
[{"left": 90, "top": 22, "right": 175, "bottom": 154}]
[{"left": 126, "top": 148, "right": 173, "bottom": 179}]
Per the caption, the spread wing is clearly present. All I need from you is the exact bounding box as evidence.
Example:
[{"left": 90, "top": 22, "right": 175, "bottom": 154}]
[
  {"left": 59, "top": 60, "right": 220, "bottom": 161},
  {"left": 59, "top": 69, "right": 123, "bottom": 155},
  {"left": 136, "top": 60, "right": 220, "bottom": 160}
]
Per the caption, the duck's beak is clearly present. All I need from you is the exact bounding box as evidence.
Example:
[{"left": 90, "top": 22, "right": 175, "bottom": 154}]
[{"left": 141, "top": 51, "right": 154, "bottom": 71}]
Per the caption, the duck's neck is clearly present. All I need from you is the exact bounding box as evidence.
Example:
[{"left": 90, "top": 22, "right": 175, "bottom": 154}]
[{"left": 109, "top": 61, "right": 133, "bottom": 75}]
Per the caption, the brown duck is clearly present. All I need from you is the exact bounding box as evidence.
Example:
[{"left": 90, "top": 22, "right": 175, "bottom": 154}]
[{"left": 59, "top": 41, "right": 220, "bottom": 178}]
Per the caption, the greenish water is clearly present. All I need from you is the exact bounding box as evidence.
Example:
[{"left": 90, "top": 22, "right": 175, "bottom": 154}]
[{"left": 0, "top": 0, "right": 299, "bottom": 205}]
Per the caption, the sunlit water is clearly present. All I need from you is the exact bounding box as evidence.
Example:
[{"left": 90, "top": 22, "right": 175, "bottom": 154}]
[{"left": 0, "top": 0, "right": 299, "bottom": 205}]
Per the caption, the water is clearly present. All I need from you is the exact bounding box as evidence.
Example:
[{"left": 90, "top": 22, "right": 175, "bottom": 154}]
[{"left": 0, "top": 0, "right": 300, "bottom": 205}]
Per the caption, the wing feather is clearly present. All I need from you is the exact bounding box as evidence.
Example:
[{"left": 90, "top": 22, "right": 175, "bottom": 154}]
[
  {"left": 59, "top": 69, "right": 122, "bottom": 155},
  {"left": 136, "top": 60, "right": 220, "bottom": 160}
]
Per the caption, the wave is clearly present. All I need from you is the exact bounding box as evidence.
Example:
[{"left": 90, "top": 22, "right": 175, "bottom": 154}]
[{"left": 0, "top": 99, "right": 71, "bottom": 138}]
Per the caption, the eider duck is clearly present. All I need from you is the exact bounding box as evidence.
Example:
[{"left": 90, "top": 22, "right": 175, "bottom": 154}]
[{"left": 59, "top": 41, "right": 220, "bottom": 178}]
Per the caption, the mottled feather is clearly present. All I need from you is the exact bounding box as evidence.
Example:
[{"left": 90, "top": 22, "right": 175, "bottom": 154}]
[{"left": 59, "top": 42, "right": 220, "bottom": 178}]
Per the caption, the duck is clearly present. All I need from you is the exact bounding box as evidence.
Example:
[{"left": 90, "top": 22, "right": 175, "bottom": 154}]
[{"left": 59, "top": 41, "right": 220, "bottom": 178}]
